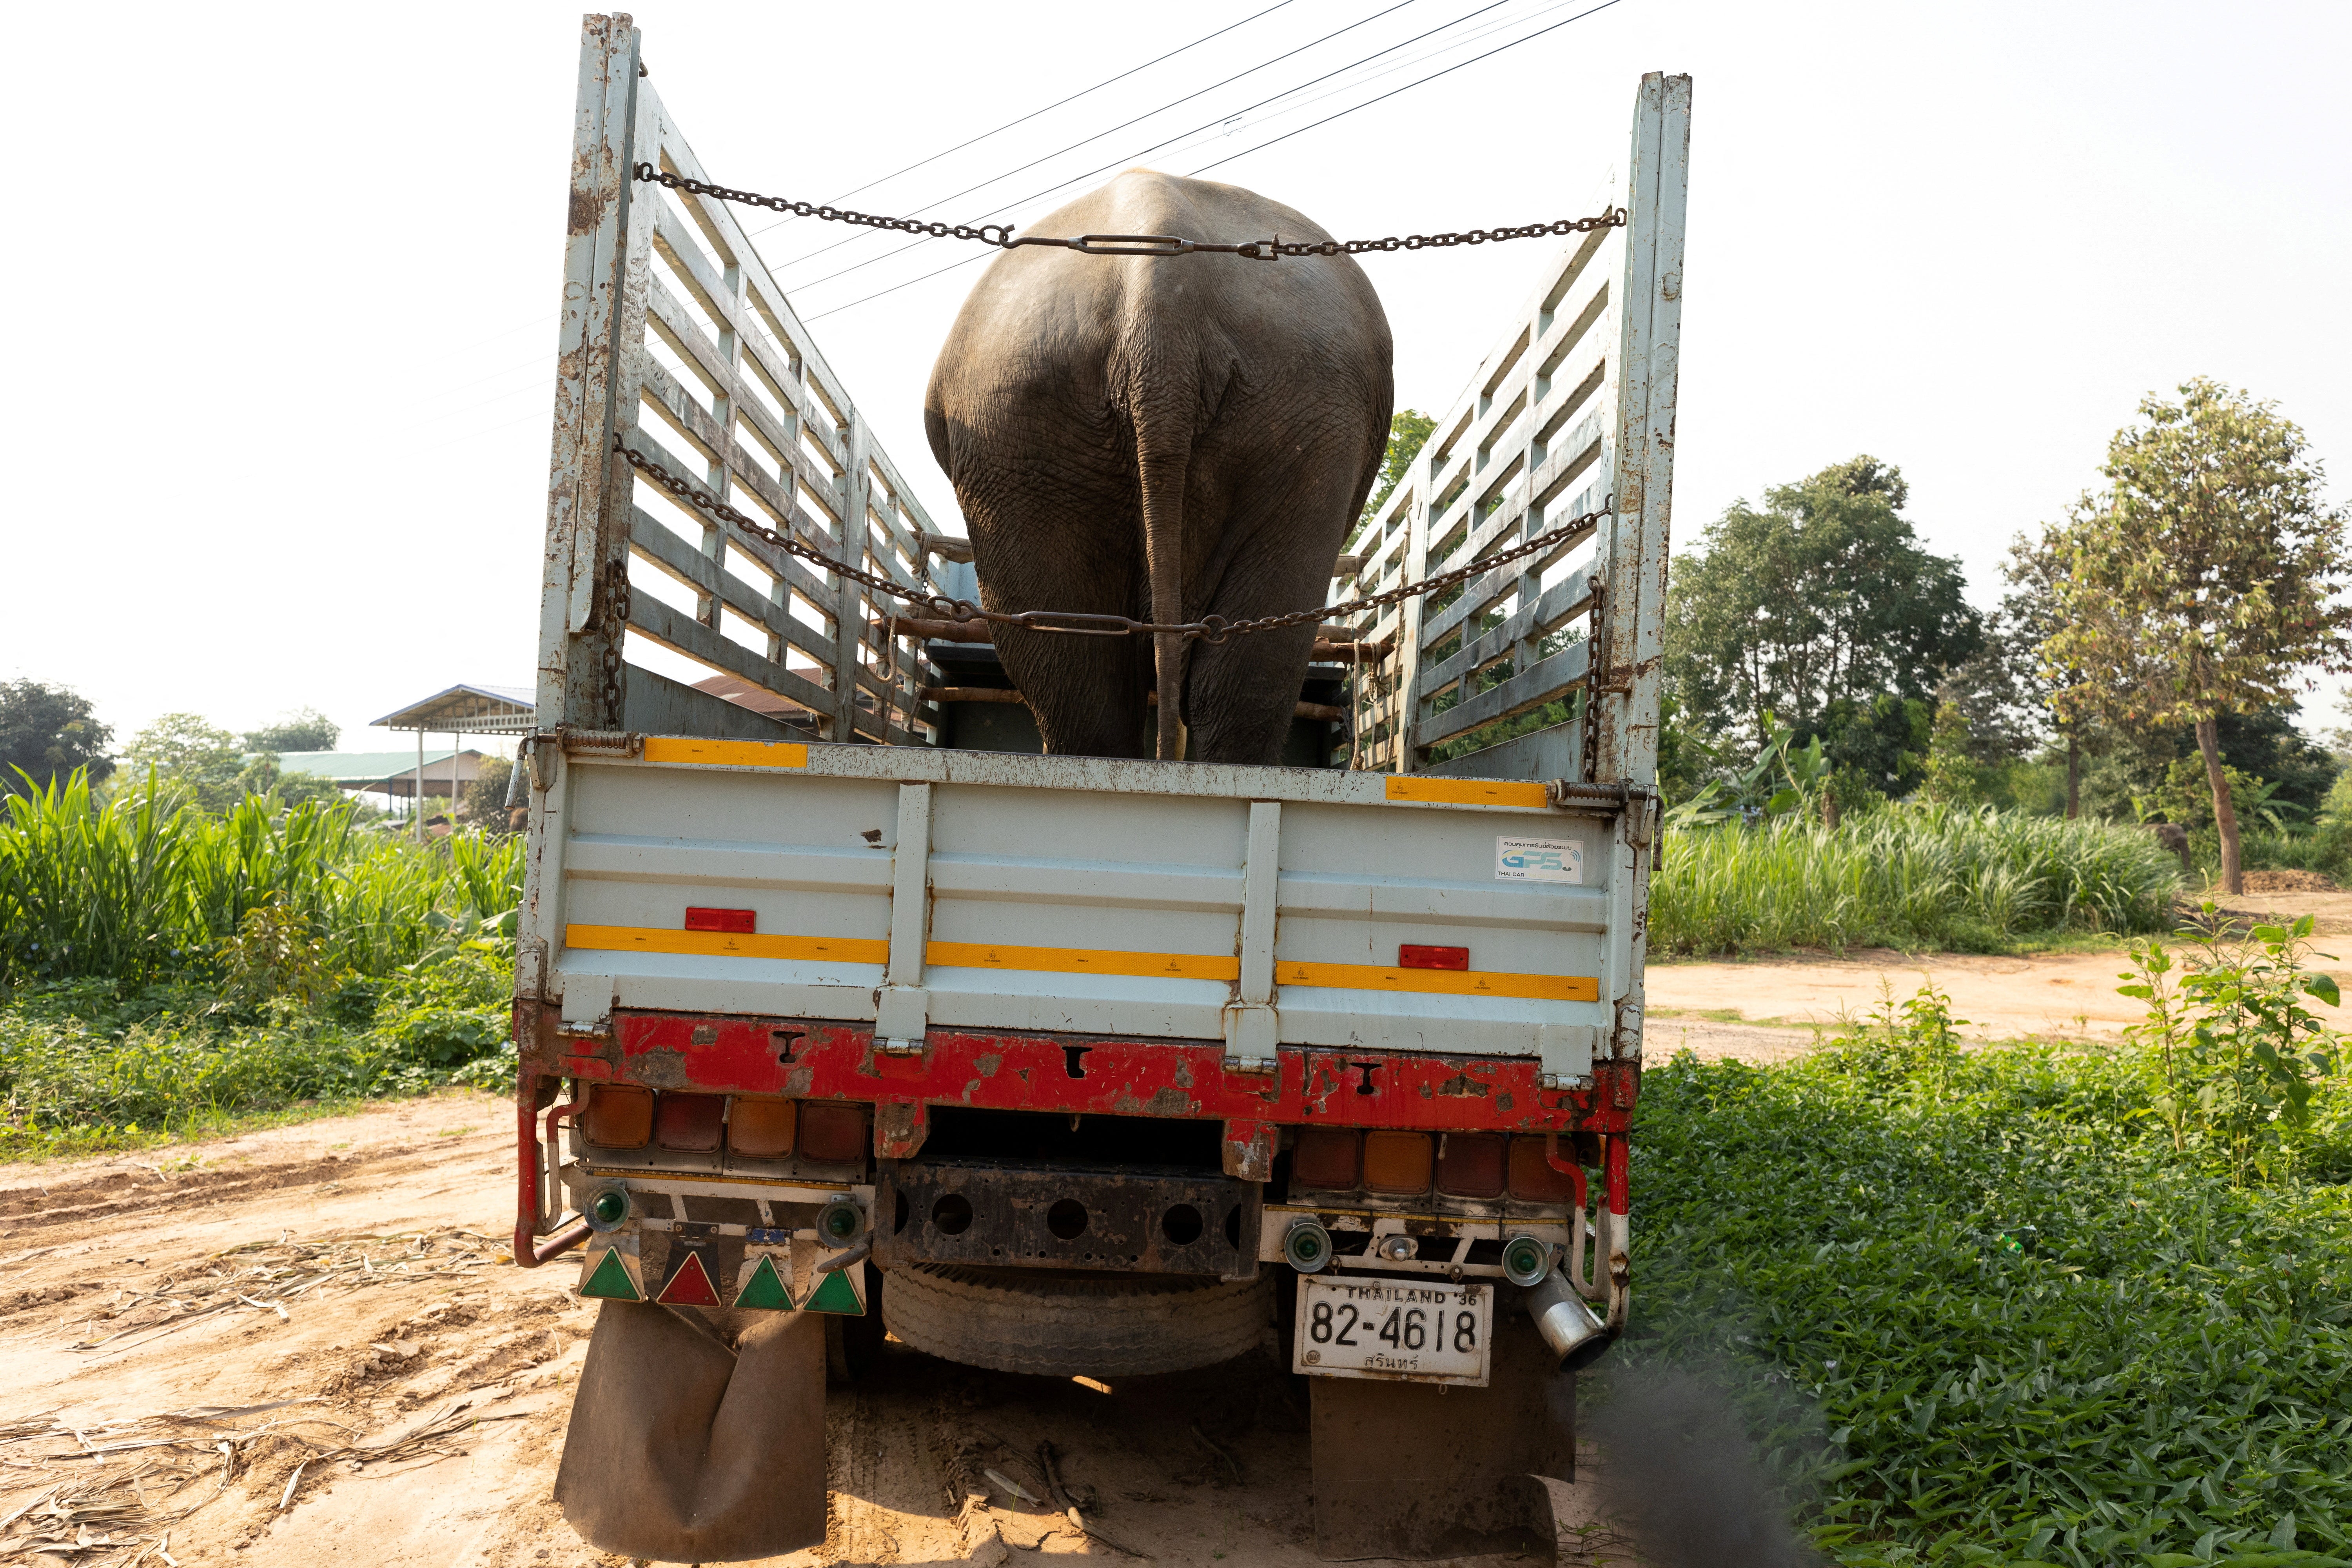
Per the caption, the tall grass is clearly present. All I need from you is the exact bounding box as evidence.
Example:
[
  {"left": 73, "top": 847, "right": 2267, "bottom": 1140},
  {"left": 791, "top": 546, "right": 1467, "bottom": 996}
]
[
  {"left": 0, "top": 770, "right": 522, "bottom": 984},
  {"left": 1651, "top": 803, "right": 2180, "bottom": 955}
]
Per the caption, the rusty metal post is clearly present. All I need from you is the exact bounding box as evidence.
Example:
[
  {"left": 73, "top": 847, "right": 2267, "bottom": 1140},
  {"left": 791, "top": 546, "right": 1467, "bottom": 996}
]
[{"left": 537, "top": 14, "right": 653, "bottom": 733}]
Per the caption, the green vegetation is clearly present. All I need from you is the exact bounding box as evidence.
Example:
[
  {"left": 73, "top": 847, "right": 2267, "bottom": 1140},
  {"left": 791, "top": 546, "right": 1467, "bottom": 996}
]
[
  {"left": 1650, "top": 804, "right": 2182, "bottom": 955},
  {"left": 1631, "top": 932, "right": 2352, "bottom": 1566},
  {"left": 0, "top": 770, "right": 519, "bottom": 1158}
]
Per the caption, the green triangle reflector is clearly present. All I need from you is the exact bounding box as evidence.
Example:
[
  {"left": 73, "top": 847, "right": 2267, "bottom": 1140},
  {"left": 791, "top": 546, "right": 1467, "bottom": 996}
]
[
  {"left": 581, "top": 1247, "right": 641, "bottom": 1301},
  {"left": 734, "top": 1254, "right": 793, "bottom": 1310},
  {"left": 804, "top": 1267, "right": 864, "bottom": 1316}
]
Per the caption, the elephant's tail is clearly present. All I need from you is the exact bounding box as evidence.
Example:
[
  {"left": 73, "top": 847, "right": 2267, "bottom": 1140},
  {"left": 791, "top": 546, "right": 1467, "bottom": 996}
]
[{"left": 1132, "top": 402, "right": 1189, "bottom": 762}]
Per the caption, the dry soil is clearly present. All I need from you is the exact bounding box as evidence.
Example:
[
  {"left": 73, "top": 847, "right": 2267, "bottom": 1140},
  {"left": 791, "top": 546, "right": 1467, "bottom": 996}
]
[{"left": 6, "top": 922, "right": 2331, "bottom": 1567}]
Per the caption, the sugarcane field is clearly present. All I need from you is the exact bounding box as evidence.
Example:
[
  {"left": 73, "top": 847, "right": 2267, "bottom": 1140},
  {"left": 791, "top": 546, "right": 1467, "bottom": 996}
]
[{"left": 5, "top": 5, "right": 2350, "bottom": 1567}]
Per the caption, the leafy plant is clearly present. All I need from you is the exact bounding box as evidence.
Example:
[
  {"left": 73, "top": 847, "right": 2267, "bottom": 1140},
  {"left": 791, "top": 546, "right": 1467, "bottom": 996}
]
[
  {"left": 1631, "top": 972, "right": 2352, "bottom": 1564},
  {"left": 2118, "top": 907, "right": 2343, "bottom": 1183}
]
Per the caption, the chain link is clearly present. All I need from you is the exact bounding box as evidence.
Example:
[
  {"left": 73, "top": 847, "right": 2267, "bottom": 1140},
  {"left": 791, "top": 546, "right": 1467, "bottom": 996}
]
[
  {"left": 634, "top": 163, "right": 1624, "bottom": 261},
  {"left": 595, "top": 555, "right": 633, "bottom": 724},
  {"left": 612, "top": 435, "right": 1608, "bottom": 648}
]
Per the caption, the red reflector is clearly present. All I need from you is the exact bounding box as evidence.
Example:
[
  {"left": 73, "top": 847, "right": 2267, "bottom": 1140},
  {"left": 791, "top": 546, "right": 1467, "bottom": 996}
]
[
  {"left": 798, "top": 1102, "right": 868, "bottom": 1164},
  {"left": 1399, "top": 944, "right": 1468, "bottom": 970},
  {"left": 685, "top": 907, "right": 756, "bottom": 933},
  {"left": 1437, "top": 1132, "right": 1506, "bottom": 1198},
  {"left": 1508, "top": 1136, "right": 1582, "bottom": 1203},
  {"left": 654, "top": 1093, "right": 725, "bottom": 1151},
  {"left": 655, "top": 1249, "right": 722, "bottom": 1306},
  {"left": 1292, "top": 1128, "right": 1361, "bottom": 1191}
]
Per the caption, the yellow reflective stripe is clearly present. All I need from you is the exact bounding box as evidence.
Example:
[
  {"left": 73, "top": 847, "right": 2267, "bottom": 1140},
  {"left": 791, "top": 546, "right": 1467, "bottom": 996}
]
[
  {"left": 566, "top": 924, "right": 886, "bottom": 964},
  {"left": 642, "top": 737, "right": 809, "bottom": 769},
  {"left": 926, "top": 942, "right": 1241, "bottom": 981},
  {"left": 1382, "top": 776, "right": 1549, "bottom": 808},
  {"left": 1274, "top": 960, "right": 1597, "bottom": 1002}
]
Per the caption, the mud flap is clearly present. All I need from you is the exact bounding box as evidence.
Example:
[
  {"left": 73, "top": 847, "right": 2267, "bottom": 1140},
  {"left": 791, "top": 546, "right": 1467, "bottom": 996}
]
[
  {"left": 555, "top": 1300, "right": 828, "bottom": 1563},
  {"left": 1310, "top": 1306, "right": 1573, "bottom": 1561}
]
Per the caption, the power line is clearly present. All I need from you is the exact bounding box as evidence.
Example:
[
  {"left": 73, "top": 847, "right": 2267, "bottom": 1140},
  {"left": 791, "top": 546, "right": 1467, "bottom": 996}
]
[
  {"left": 767, "top": 0, "right": 1423, "bottom": 279},
  {"left": 782, "top": 0, "right": 1523, "bottom": 295},
  {"left": 1188, "top": 0, "right": 1624, "bottom": 174},
  {"left": 803, "top": 0, "right": 1621, "bottom": 323},
  {"left": 759, "top": 0, "right": 1299, "bottom": 227}
]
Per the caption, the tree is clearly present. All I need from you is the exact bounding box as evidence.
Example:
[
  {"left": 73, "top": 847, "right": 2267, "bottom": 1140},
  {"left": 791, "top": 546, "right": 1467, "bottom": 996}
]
[
  {"left": 0, "top": 680, "right": 113, "bottom": 794},
  {"left": 2045, "top": 379, "right": 2352, "bottom": 893},
  {"left": 1665, "top": 456, "right": 1980, "bottom": 748},
  {"left": 1352, "top": 409, "right": 1436, "bottom": 543},
  {"left": 2002, "top": 528, "right": 2108, "bottom": 817},
  {"left": 242, "top": 707, "right": 339, "bottom": 753},
  {"left": 461, "top": 756, "right": 517, "bottom": 826},
  {"left": 125, "top": 713, "right": 244, "bottom": 811}
]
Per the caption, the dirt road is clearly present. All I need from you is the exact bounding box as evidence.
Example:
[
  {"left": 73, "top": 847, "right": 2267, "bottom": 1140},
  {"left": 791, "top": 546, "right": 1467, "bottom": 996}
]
[
  {"left": 1647, "top": 887, "right": 2352, "bottom": 1062},
  {"left": 0, "top": 1097, "right": 1642, "bottom": 1568},
  {"left": 8, "top": 927, "right": 2316, "bottom": 1566}
]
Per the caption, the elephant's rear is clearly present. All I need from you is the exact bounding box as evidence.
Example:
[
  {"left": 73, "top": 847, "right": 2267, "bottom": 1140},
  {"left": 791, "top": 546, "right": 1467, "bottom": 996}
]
[{"left": 926, "top": 170, "right": 1393, "bottom": 763}]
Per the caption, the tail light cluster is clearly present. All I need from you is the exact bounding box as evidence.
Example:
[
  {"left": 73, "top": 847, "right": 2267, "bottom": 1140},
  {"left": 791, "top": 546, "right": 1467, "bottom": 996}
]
[
  {"left": 579, "top": 1084, "right": 867, "bottom": 1164},
  {"left": 1292, "top": 1127, "right": 1583, "bottom": 1203}
]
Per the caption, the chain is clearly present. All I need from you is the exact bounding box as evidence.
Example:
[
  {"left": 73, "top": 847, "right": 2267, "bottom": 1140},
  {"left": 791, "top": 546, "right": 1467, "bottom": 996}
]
[
  {"left": 595, "top": 555, "right": 633, "bottom": 724},
  {"left": 634, "top": 164, "right": 1624, "bottom": 261},
  {"left": 1580, "top": 573, "right": 1604, "bottom": 780},
  {"left": 612, "top": 435, "right": 1608, "bottom": 648}
]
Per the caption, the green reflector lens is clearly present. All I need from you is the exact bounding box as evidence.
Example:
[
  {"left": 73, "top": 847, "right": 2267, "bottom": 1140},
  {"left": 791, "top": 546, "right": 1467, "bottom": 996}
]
[
  {"left": 819, "top": 1198, "right": 863, "bottom": 1242},
  {"left": 591, "top": 1189, "right": 629, "bottom": 1227},
  {"left": 1502, "top": 1234, "right": 1552, "bottom": 1286}
]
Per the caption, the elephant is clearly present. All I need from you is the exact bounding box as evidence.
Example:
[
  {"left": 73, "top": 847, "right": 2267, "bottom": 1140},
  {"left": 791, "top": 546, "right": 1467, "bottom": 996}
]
[{"left": 924, "top": 168, "right": 1393, "bottom": 765}]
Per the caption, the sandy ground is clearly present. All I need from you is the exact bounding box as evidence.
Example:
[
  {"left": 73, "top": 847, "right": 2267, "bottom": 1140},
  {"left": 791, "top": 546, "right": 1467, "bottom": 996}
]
[
  {"left": 0, "top": 1096, "right": 1642, "bottom": 1568},
  {"left": 1647, "top": 887, "right": 2352, "bottom": 1062},
  {"left": 5, "top": 921, "right": 2332, "bottom": 1567}
]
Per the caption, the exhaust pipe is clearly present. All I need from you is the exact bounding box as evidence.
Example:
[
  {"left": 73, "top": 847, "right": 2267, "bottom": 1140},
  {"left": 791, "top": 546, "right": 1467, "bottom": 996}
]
[{"left": 1524, "top": 1266, "right": 1614, "bottom": 1371}]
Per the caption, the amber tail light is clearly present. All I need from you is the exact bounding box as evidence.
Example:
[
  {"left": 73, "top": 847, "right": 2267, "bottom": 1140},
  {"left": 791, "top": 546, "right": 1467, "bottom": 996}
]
[
  {"left": 1508, "top": 1135, "right": 1582, "bottom": 1203},
  {"left": 655, "top": 1093, "right": 726, "bottom": 1151},
  {"left": 728, "top": 1098, "right": 797, "bottom": 1158},
  {"left": 1436, "top": 1132, "right": 1505, "bottom": 1198},
  {"left": 582, "top": 1084, "right": 653, "bottom": 1149},
  {"left": 797, "top": 1102, "right": 868, "bottom": 1164},
  {"left": 1362, "top": 1131, "right": 1433, "bottom": 1194},
  {"left": 1292, "top": 1128, "right": 1361, "bottom": 1190}
]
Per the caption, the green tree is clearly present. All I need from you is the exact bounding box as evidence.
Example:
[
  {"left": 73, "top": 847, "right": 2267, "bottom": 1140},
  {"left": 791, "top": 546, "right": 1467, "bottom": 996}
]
[
  {"left": 1, "top": 679, "right": 113, "bottom": 794},
  {"left": 242, "top": 707, "right": 339, "bottom": 753},
  {"left": 461, "top": 756, "right": 517, "bottom": 826},
  {"left": 1353, "top": 409, "right": 1436, "bottom": 543},
  {"left": 126, "top": 713, "right": 244, "bottom": 811},
  {"left": 2045, "top": 379, "right": 2352, "bottom": 893},
  {"left": 1665, "top": 456, "right": 1980, "bottom": 748}
]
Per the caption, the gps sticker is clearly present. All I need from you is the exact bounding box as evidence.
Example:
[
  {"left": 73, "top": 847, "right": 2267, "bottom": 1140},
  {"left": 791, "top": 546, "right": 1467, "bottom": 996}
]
[{"left": 1495, "top": 836, "right": 1583, "bottom": 884}]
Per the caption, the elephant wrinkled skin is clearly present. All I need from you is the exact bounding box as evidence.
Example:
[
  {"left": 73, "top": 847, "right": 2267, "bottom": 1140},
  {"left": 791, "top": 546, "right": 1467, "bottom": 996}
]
[{"left": 926, "top": 169, "right": 1393, "bottom": 764}]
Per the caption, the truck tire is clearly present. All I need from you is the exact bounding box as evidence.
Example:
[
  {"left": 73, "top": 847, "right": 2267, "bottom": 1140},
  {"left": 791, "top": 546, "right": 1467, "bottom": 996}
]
[{"left": 883, "top": 1263, "right": 1272, "bottom": 1377}]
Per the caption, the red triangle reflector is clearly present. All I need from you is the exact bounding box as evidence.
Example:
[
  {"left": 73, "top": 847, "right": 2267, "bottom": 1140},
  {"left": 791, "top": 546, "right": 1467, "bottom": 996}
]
[{"left": 655, "top": 1248, "right": 721, "bottom": 1307}]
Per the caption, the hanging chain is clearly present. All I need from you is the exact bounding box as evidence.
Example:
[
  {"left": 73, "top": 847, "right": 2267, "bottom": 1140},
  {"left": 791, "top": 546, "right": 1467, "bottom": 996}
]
[
  {"left": 633, "top": 164, "right": 1624, "bottom": 261},
  {"left": 612, "top": 436, "right": 1607, "bottom": 647},
  {"left": 1580, "top": 573, "right": 1605, "bottom": 780},
  {"left": 595, "top": 555, "right": 633, "bottom": 723}
]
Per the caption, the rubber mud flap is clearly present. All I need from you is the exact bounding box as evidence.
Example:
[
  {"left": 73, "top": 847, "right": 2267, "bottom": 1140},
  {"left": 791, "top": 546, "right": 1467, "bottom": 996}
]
[
  {"left": 555, "top": 1301, "right": 827, "bottom": 1562},
  {"left": 1309, "top": 1299, "right": 1572, "bottom": 1560}
]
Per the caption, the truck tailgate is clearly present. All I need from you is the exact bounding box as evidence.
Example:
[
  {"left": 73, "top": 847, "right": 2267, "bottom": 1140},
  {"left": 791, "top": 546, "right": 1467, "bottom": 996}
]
[{"left": 531, "top": 740, "right": 1622, "bottom": 1083}]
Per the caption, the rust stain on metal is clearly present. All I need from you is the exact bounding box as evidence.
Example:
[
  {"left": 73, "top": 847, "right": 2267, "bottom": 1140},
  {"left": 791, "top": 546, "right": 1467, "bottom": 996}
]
[{"left": 632, "top": 1047, "right": 691, "bottom": 1091}]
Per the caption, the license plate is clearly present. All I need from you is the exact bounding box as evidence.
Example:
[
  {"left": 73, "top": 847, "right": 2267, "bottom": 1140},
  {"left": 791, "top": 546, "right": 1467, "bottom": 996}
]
[{"left": 1292, "top": 1276, "right": 1491, "bottom": 1387}]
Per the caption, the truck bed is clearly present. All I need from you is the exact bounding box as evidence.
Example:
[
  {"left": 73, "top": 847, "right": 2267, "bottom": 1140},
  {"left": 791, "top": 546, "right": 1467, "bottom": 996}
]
[{"left": 531, "top": 736, "right": 1630, "bottom": 1083}]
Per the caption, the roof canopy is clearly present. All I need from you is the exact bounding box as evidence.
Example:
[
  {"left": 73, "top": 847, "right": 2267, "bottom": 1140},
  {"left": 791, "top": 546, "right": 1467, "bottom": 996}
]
[{"left": 372, "top": 683, "right": 536, "bottom": 735}]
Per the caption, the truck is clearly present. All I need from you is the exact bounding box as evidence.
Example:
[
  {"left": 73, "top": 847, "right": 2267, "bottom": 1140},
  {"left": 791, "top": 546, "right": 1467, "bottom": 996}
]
[{"left": 510, "top": 16, "right": 1688, "bottom": 1563}]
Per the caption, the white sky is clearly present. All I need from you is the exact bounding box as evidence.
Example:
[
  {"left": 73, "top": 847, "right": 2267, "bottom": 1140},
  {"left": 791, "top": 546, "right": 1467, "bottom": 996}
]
[{"left": 5, "top": 1, "right": 2347, "bottom": 756}]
